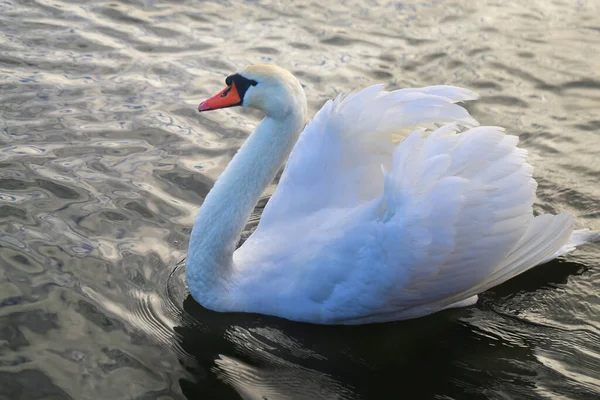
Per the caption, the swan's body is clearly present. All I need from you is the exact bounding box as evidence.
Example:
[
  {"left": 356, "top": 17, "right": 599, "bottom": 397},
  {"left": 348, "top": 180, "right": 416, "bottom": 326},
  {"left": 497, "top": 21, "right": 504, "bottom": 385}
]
[{"left": 187, "top": 64, "right": 598, "bottom": 324}]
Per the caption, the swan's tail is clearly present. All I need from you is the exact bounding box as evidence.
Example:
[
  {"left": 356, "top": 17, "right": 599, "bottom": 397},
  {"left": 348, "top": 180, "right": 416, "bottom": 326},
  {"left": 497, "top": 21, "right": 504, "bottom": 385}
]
[
  {"left": 552, "top": 228, "right": 600, "bottom": 258},
  {"left": 444, "top": 216, "right": 598, "bottom": 311},
  {"left": 478, "top": 214, "right": 598, "bottom": 292}
]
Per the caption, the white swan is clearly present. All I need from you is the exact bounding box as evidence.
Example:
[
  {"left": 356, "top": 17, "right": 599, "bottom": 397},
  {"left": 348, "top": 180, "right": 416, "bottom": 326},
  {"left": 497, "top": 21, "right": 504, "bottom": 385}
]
[{"left": 186, "top": 64, "right": 597, "bottom": 325}]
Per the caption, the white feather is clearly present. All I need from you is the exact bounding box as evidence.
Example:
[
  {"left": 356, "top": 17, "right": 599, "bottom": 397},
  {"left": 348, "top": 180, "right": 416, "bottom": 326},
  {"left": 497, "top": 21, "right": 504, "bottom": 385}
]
[
  {"left": 232, "top": 84, "right": 597, "bottom": 324},
  {"left": 259, "top": 85, "right": 479, "bottom": 227},
  {"left": 188, "top": 68, "right": 597, "bottom": 325}
]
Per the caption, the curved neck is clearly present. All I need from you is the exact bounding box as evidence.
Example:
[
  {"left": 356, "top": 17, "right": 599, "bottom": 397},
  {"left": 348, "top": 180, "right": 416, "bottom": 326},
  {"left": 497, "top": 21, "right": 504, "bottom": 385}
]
[{"left": 186, "top": 112, "right": 305, "bottom": 308}]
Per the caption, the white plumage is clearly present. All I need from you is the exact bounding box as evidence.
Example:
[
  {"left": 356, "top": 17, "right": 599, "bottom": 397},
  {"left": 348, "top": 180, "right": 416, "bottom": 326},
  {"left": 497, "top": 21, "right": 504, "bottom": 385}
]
[{"left": 187, "top": 65, "right": 598, "bottom": 324}]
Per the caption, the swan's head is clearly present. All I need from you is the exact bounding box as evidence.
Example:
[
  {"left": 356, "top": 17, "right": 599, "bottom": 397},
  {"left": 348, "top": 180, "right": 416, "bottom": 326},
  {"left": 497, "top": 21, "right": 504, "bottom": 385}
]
[{"left": 198, "top": 64, "right": 307, "bottom": 120}]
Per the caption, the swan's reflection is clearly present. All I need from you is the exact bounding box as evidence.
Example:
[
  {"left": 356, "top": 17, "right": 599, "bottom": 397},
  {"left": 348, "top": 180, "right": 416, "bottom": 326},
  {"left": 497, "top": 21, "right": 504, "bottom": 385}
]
[
  {"left": 173, "top": 257, "right": 590, "bottom": 399},
  {"left": 175, "top": 300, "right": 520, "bottom": 399}
]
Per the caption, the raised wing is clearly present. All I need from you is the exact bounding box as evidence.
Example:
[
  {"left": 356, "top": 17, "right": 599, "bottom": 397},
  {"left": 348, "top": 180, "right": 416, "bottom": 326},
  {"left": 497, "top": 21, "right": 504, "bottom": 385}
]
[
  {"left": 258, "top": 84, "right": 479, "bottom": 228},
  {"left": 341, "top": 125, "right": 577, "bottom": 322}
]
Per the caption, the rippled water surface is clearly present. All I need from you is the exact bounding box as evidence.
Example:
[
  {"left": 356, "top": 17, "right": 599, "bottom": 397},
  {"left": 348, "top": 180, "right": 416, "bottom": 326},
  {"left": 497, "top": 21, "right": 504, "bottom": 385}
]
[{"left": 1, "top": 0, "right": 599, "bottom": 399}]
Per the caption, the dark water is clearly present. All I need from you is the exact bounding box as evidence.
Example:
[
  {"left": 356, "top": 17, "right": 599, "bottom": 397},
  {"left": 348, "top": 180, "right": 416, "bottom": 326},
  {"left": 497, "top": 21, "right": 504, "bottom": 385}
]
[{"left": 1, "top": 0, "right": 599, "bottom": 399}]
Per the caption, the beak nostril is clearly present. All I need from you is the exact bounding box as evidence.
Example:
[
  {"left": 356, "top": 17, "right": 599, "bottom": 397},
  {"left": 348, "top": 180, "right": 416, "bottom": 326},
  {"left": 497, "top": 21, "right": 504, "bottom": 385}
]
[{"left": 198, "top": 83, "right": 241, "bottom": 112}]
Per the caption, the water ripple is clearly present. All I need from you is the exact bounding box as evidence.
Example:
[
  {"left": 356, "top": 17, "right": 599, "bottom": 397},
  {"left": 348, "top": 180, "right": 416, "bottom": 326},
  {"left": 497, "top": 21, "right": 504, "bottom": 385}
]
[{"left": 0, "top": 0, "right": 599, "bottom": 399}]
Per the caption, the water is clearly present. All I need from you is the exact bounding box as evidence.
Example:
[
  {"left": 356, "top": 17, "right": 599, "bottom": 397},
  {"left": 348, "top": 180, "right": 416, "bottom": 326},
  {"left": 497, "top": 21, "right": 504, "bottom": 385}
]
[{"left": 1, "top": 0, "right": 599, "bottom": 398}]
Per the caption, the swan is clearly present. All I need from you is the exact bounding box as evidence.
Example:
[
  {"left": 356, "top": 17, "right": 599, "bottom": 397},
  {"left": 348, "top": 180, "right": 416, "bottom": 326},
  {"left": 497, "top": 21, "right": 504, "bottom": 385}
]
[{"left": 186, "top": 64, "right": 598, "bottom": 325}]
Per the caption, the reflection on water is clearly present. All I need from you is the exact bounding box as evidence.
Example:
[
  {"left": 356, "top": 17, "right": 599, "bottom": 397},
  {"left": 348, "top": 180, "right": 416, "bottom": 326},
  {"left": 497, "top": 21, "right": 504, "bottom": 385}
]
[{"left": 0, "top": 0, "right": 599, "bottom": 399}]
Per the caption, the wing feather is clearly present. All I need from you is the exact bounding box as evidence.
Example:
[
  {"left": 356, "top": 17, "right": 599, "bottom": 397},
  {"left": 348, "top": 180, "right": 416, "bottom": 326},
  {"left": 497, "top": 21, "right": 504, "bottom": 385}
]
[
  {"left": 233, "top": 83, "right": 595, "bottom": 324},
  {"left": 259, "top": 85, "right": 479, "bottom": 229},
  {"left": 372, "top": 125, "right": 574, "bottom": 316}
]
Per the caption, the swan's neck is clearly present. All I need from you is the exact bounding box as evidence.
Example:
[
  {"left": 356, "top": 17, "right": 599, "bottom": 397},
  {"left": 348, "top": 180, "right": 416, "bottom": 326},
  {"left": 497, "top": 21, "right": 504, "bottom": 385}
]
[{"left": 186, "top": 113, "right": 304, "bottom": 308}]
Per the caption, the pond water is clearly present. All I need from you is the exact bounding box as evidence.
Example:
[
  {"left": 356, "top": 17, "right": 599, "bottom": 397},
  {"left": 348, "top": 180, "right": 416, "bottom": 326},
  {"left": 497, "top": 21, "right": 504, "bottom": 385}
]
[{"left": 1, "top": 0, "right": 599, "bottom": 399}]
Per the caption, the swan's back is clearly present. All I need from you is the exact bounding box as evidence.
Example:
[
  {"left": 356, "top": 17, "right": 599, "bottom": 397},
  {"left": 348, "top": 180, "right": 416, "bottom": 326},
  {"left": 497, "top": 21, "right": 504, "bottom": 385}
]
[{"left": 233, "top": 84, "right": 598, "bottom": 324}]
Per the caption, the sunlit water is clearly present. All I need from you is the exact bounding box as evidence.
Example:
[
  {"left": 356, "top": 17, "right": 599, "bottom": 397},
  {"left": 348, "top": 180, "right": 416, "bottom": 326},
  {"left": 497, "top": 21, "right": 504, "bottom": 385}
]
[{"left": 1, "top": 0, "right": 599, "bottom": 399}]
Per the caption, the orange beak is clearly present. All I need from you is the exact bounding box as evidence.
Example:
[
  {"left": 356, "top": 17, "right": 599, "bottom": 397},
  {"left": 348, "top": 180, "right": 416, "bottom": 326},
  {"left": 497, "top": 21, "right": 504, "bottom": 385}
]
[{"left": 198, "top": 82, "right": 242, "bottom": 112}]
